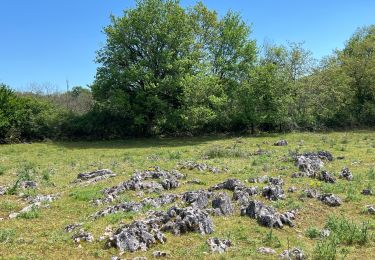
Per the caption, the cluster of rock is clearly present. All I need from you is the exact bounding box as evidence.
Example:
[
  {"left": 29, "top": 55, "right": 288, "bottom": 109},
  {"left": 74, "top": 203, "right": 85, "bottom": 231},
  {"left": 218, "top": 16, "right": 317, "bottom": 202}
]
[
  {"left": 318, "top": 171, "right": 336, "bottom": 183},
  {"left": 9, "top": 194, "right": 58, "bottom": 219},
  {"left": 241, "top": 200, "right": 296, "bottom": 228},
  {"left": 294, "top": 154, "right": 324, "bottom": 177},
  {"left": 302, "top": 189, "right": 342, "bottom": 207},
  {"left": 262, "top": 185, "right": 285, "bottom": 201},
  {"left": 64, "top": 223, "right": 83, "bottom": 233},
  {"left": 303, "top": 151, "right": 333, "bottom": 161},
  {"left": 72, "top": 229, "right": 94, "bottom": 243},
  {"left": 74, "top": 169, "right": 116, "bottom": 184},
  {"left": 97, "top": 167, "right": 185, "bottom": 203},
  {"left": 279, "top": 248, "right": 305, "bottom": 259},
  {"left": 182, "top": 190, "right": 212, "bottom": 209},
  {"left": 179, "top": 161, "right": 227, "bottom": 174},
  {"left": 339, "top": 167, "right": 353, "bottom": 181},
  {"left": 207, "top": 237, "right": 232, "bottom": 253},
  {"left": 211, "top": 192, "right": 234, "bottom": 216},
  {"left": 92, "top": 194, "right": 179, "bottom": 219},
  {"left": 318, "top": 193, "right": 342, "bottom": 207},
  {"left": 108, "top": 205, "right": 214, "bottom": 252},
  {"left": 274, "top": 140, "right": 288, "bottom": 146}
]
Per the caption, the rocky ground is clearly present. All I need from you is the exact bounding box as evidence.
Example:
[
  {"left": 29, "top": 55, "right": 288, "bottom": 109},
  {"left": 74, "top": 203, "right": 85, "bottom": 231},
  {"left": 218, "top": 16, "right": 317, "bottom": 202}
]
[{"left": 0, "top": 132, "right": 374, "bottom": 259}]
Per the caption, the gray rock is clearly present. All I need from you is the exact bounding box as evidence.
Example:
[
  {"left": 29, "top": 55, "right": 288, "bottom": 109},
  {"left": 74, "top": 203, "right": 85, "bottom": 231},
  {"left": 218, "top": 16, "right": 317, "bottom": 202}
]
[
  {"left": 262, "top": 185, "right": 285, "bottom": 201},
  {"left": 249, "top": 175, "right": 269, "bottom": 183},
  {"left": 288, "top": 186, "right": 297, "bottom": 193},
  {"left": 182, "top": 190, "right": 211, "bottom": 209},
  {"left": 233, "top": 186, "right": 258, "bottom": 205},
  {"left": 92, "top": 201, "right": 143, "bottom": 219},
  {"left": 101, "top": 167, "right": 184, "bottom": 203},
  {"left": 29, "top": 194, "right": 58, "bottom": 204},
  {"left": 152, "top": 251, "right": 168, "bottom": 257},
  {"left": 318, "top": 193, "right": 342, "bottom": 207},
  {"left": 19, "top": 181, "right": 37, "bottom": 189},
  {"left": 257, "top": 247, "right": 276, "bottom": 255},
  {"left": 318, "top": 171, "right": 336, "bottom": 183},
  {"left": 64, "top": 223, "right": 83, "bottom": 233},
  {"left": 304, "top": 151, "right": 333, "bottom": 161},
  {"left": 212, "top": 192, "right": 233, "bottom": 215},
  {"left": 280, "top": 248, "right": 305, "bottom": 259},
  {"left": 274, "top": 140, "right": 288, "bottom": 146},
  {"left": 9, "top": 193, "right": 58, "bottom": 219},
  {"left": 269, "top": 176, "right": 284, "bottom": 186},
  {"left": 207, "top": 237, "right": 231, "bottom": 253},
  {"left": 241, "top": 200, "right": 295, "bottom": 228},
  {"left": 296, "top": 155, "right": 323, "bottom": 177},
  {"left": 303, "top": 189, "right": 320, "bottom": 198},
  {"left": 367, "top": 205, "right": 375, "bottom": 214},
  {"left": 209, "top": 179, "right": 245, "bottom": 191},
  {"left": 110, "top": 221, "right": 165, "bottom": 252},
  {"left": 320, "top": 229, "right": 331, "bottom": 237},
  {"left": 362, "top": 188, "right": 373, "bottom": 195},
  {"left": 162, "top": 206, "right": 214, "bottom": 235},
  {"left": 0, "top": 186, "right": 7, "bottom": 195},
  {"left": 75, "top": 169, "right": 116, "bottom": 183},
  {"left": 141, "top": 194, "right": 179, "bottom": 208},
  {"left": 339, "top": 167, "right": 353, "bottom": 181},
  {"left": 73, "top": 229, "right": 94, "bottom": 243}
]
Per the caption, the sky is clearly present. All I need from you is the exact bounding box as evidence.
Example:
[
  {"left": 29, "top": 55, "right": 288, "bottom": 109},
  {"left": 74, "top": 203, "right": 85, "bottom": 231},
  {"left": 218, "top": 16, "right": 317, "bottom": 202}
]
[{"left": 0, "top": 0, "right": 374, "bottom": 92}]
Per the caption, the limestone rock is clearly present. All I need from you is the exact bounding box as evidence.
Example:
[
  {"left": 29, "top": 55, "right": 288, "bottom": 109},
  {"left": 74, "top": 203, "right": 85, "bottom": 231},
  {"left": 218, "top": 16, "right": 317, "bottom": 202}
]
[
  {"left": 211, "top": 192, "right": 233, "bottom": 215},
  {"left": 280, "top": 248, "right": 305, "bottom": 259},
  {"left": 318, "top": 193, "right": 342, "bottom": 207},
  {"left": 207, "top": 237, "right": 231, "bottom": 253},
  {"left": 257, "top": 247, "right": 276, "bottom": 255},
  {"left": 274, "top": 140, "right": 288, "bottom": 146},
  {"left": 339, "top": 167, "right": 353, "bottom": 181},
  {"left": 262, "top": 185, "right": 285, "bottom": 201}
]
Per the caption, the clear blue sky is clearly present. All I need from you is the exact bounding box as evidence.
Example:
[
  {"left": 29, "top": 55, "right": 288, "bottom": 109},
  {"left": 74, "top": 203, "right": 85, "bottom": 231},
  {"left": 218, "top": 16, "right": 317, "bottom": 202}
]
[{"left": 0, "top": 0, "right": 374, "bottom": 91}]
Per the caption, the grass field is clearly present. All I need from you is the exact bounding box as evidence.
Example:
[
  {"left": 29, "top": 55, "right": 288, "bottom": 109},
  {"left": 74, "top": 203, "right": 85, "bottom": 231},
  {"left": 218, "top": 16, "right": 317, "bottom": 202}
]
[{"left": 0, "top": 131, "right": 374, "bottom": 260}]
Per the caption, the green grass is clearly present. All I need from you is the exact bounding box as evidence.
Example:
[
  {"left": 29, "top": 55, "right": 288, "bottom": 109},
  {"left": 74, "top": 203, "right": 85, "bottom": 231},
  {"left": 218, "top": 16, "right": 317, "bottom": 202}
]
[{"left": 0, "top": 131, "right": 374, "bottom": 259}]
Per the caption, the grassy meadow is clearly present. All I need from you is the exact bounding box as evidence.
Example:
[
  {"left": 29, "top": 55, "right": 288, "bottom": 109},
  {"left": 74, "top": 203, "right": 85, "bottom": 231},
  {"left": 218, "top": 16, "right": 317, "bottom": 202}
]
[{"left": 0, "top": 131, "right": 374, "bottom": 259}]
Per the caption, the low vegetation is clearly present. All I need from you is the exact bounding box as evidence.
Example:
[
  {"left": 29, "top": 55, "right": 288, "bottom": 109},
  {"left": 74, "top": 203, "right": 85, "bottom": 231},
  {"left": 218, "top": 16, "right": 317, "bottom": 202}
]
[{"left": 0, "top": 132, "right": 374, "bottom": 259}]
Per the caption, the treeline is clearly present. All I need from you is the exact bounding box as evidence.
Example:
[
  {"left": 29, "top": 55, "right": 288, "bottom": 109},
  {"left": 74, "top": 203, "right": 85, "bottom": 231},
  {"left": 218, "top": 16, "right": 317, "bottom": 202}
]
[{"left": 1, "top": 0, "right": 375, "bottom": 143}]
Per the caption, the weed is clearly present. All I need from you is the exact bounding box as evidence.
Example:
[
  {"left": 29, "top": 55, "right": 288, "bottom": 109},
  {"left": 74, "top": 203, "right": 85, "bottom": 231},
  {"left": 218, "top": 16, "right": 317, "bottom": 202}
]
[
  {"left": 203, "top": 145, "right": 249, "bottom": 158},
  {"left": 0, "top": 166, "right": 5, "bottom": 176},
  {"left": 168, "top": 151, "right": 182, "bottom": 160},
  {"left": 262, "top": 229, "right": 281, "bottom": 248},
  {"left": 325, "top": 216, "right": 370, "bottom": 245},
  {"left": 69, "top": 186, "right": 103, "bottom": 201},
  {"left": 313, "top": 237, "right": 337, "bottom": 260},
  {"left": 0, "top": 229, "right": 16, "bottom": 243},
  {"left": 306, "top": 226, "right": 320, "bottom": 239}
]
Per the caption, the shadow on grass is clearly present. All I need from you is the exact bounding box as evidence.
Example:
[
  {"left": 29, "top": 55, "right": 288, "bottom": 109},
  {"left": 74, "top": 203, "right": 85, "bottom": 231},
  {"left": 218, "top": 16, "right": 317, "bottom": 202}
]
[{"left": 52, "top": 133, "right": 282, "bottom": 150}]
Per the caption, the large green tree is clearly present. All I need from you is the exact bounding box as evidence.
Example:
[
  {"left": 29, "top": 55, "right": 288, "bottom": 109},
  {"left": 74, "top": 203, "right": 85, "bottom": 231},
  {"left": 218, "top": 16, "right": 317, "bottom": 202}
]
[{"left": 93, "top": 0, "right": 197, "bottom": 135}]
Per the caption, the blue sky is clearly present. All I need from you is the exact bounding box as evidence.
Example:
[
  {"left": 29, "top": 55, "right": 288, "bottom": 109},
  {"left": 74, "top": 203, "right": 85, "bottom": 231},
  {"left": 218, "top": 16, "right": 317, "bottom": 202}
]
[{"left": 0, "top": 0, "right": 374, "bottom": 91}]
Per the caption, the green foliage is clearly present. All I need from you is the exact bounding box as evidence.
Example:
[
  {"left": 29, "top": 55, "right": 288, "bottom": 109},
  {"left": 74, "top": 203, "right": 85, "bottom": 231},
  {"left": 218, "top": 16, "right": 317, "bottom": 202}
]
[
  {"left": 1, "top": 2, "right": 375, "bottom": 139},
  {"left": 203, "top": 145, "right": 249, "bottom": 158},
  {"left": 69, "top": 186, "right": 103, "bottom": 202},
  {"left": 262, "top": 229, "right": 282, "bottom": 248},
  {"left": 313, "top": 238, "right": 338, "bottom": 260},
  {"left": 0, "top": 229, "right": 16, "bottom": 243},
  {"left": 325, "top": 216, "right": 370, "bottom": 245},
  {"left": 306, "top": 226, "right": 320, "bottom": 239},
  {"left": 17, "top": 206, "right": 40, "bottom": 219}
]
